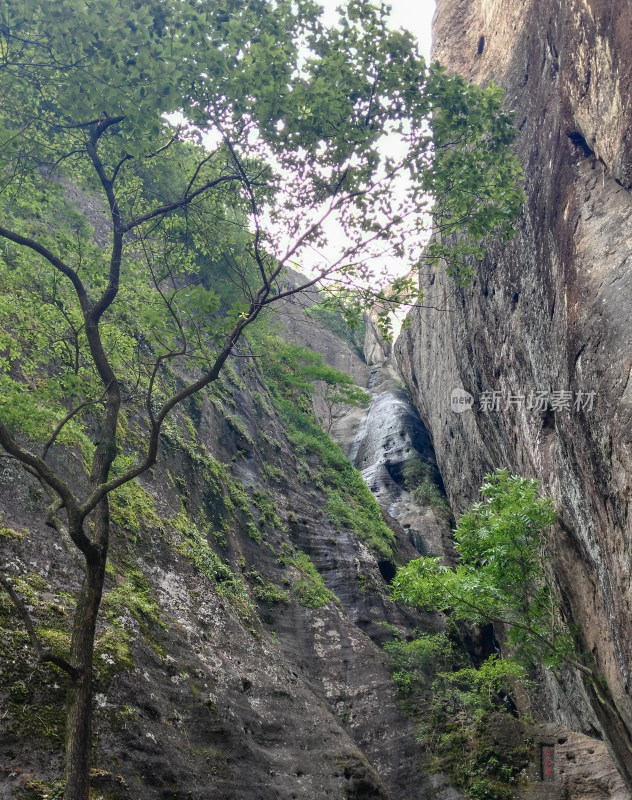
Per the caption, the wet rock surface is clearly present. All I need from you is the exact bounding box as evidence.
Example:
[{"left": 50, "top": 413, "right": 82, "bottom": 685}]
[{"left": 345, "top": 359, "right": 450, "bottom": 562}]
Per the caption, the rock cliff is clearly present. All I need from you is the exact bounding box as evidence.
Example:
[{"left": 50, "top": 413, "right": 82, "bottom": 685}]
[
  {"left": 396, "top": 0, "right": 632, "bottom": 793},
  {"left": 0, "top": 289, "right": 462, "bottom": 799}
]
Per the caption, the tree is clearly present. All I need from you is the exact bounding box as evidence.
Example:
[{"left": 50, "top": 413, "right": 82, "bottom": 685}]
[
  {"left": 0, "top": 1, "right": 524, "bottom": 797},
  {"left": 392, "top": 469, "right": 632, "bottom": 768},
  {"left": 389, "top": 473, "right": 568, "bottom": 764},
  {"left": 318, "top": 378, "right": 370, "bottom": 434},
  {"left": 254, "top": 340, "right": 371, "bottom": 433},
  {"left": 392, "top": 470, "right": 572, "bottom": 666}
]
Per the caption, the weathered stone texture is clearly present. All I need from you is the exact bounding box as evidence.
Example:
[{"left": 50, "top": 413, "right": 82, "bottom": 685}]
[
  {"left": 397, "top": 0, "right": 632, "bottom": 793},
  {"left": 0, "top": 303, "right": 460, "bottom": 799}
]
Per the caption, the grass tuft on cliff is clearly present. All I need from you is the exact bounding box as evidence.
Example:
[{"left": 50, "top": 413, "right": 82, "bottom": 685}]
[{"left": 253, "top": 332, "right": 396, "bottom": 559}]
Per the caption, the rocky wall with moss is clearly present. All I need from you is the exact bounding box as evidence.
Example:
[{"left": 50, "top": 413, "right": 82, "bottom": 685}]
[
  {"left": 0, "top": 302, "right": 467, "bottom": 800},
  {"left": 396, "top": 0, "right": 632, "bottom": 795}
]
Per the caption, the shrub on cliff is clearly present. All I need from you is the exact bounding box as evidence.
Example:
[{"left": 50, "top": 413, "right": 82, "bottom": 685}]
[{"left": 392, "top": 470, "right": 573, "bottom": 666}]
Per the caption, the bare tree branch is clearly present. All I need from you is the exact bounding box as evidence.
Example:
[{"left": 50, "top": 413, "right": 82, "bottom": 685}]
[
  {"left": 0, "top": 416, "right": 85, "bottom": 536},
  {"left": 141, "top": 242, "right": 188, "bottom": 426},
  {"left": 145, "top": 125, "right": 182, "bottom": 159},
  {"left": 222, "top": 135, "right": 270, "bottom": 290},
  {"left": 0, "top": 225, "right": 89, "bottom": 311},
  {"left": 41, "top": 395, "right": 105, "bottom": 460},
  {"left": 85, "top": 122, "right": 124, "bottom": 322},
  {"left": 111, "top": 153, "right": 132, "bottom": 184},
  {"left": 77, "top": 294, "right": 267, "bottom": 518},
  {"left": 122, "top": 174, "right": 242, "bottom": 234}
]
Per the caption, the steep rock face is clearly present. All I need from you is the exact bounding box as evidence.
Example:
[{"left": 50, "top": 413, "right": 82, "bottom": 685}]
[
  {"left": 277, "top": 294, "right": 453, "bottom": 572},
  {"left": 0, "top": 295, "right": 466, "bottom": 798},
  {"left": 272, "top": 287, "right": 372, "bottom": 458},
  {"left": 396, "top": 0, "right": 632, "bottom": 792},
  {"left": 346, "top": 359, "right": 449, "bottom": 562},
  {"left": 363, "top": 312, "right": 392, "bottom": 368}
]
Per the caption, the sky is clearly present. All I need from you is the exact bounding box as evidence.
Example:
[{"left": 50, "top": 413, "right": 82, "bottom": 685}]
[
  {"left": 319, "top": 0, "right": 435, "bottom": 60},
  {"left": 289, "top": 0, "right": 436, "bottom": 285}
]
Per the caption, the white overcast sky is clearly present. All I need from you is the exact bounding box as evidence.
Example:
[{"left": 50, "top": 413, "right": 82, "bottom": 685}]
[
  {"left": 319, "top": 0, "right": 435, "bottom": 60},
  {"left": 287, "top": 1, "right": 436, "bottom": 282}
]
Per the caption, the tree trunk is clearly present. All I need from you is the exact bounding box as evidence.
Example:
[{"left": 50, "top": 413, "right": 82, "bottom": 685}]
[{"left": 63, "top": 554, "right": 106, "bottom": 800}]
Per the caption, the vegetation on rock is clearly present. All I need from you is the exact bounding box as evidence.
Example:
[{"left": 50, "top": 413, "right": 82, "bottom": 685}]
[
  {"left": 391, "top": 469, "right": 629, "bottom": 796},
  {"left": 402, "top": 456, "right": 451, "bottom": 520},
  {"left": 384, "top": 626, "right": 531, "bottom": 799},
  {"left": 256, "top": 336, "right": 396, "bottom": 559},
  {"left": 0, "top": 0, "right": 523, "bottom": 795},
  {"left": 393, "top": 470, "right": 572, "bottom": 667}
]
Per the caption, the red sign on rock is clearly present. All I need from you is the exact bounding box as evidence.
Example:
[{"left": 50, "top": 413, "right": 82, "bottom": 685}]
[{"left": 541, "top": 744, "right": 555, "bottom": 782}]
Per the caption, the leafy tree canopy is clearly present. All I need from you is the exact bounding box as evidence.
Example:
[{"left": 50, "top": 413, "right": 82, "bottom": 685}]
[
  {"left": 392, "top": 470, "right": 575, "bottom": 668},
  {"left": 0, "top": 0, "right": 523, "bottom": 293},
  {"left": 0, "top": 0, "right": 526, "bottom": 472}
]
